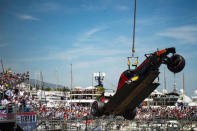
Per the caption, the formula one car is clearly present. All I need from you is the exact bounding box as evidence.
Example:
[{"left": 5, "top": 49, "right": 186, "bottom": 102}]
[{"left": 91, "top": 47, "right": 185, "bottom": 120}]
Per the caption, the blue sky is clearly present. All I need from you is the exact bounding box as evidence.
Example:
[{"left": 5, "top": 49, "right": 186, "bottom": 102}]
[{"left": 0, "top": 0, "right": 197, "bottom": 96}]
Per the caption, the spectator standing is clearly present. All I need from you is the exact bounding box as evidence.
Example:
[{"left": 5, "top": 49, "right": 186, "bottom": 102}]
[{"left": 1, "top": 97, "right": 8, "bottom": 106}]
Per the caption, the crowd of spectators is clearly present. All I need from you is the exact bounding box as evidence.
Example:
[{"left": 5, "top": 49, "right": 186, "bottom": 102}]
[
  {"left": 37, "top": 104, "right": 91, "bottom": 120},
  {"left": 0, "top": 70, "right": 196, "bottom": 122},
  {"left": 135, "top": 106, "right": 197, "bottom": 121},
  {"left": 0, "top": 71, "right": 29, "bottom": 88},
  {"left": 0, "top": 71, "right": 32, "bottom": 112},
  {"left": 36, "top": 104, "right": 197, "bottom": 121}
]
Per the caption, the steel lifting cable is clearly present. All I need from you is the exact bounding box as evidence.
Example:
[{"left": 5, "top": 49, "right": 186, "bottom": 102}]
[
  {"left": 128, "top": 0, "right": 138, "bottom": 70},
  {"left": 132, "top": 0, "right": 136, "bottom": 58}
]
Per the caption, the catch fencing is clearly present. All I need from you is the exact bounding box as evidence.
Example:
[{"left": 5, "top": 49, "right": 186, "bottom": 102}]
[
  {"left": 36, "top": 116, "right": 197, "bottom": 131},
  {"left": 0, "top": 105, "right": 197, "bottom": 131}
]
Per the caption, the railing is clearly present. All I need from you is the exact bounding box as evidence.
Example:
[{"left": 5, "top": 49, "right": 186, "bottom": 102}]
[
  {"left": 0, "top": 105, "right": 37, "bottom": 131},
  {"left": 70, "top": 90, "right": 102, "bottom": 95},
  {"left": 0, "top": 104, "right": 197, "bottom": 130},
  {"left": 35, "top": 116, "right": 197, "bottom": 131}
]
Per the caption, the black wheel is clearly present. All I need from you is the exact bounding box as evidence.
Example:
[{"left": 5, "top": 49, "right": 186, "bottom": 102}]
[
  {"left": 91, "top": 101, "right": 98, "bottom": 116},
  {"left": 123, "top": 108, "right": 137, "bottom": 120},
  {"left": 91, "top": 101, "right": 104, "bottom": 117},
  {"left": 167, "top": 54, "right": 185, "bottom": 73}
]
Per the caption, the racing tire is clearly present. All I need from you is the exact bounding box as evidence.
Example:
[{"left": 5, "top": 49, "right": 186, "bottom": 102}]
[
  {"left": 167, "top": 54, "right": 185, "bottom": 73},
  {"left": 91, "top": 101, "right": 104, "bottom": 117},
  {"left": 123, "top": 108, "right": 137, "bottom": 120}
]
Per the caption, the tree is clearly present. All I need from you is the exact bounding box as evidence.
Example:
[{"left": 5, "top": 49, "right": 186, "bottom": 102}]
[
  {"left": 95, "top": 86, "right": 105, "bottom": 100},
  {"left": 63, "top": 86, "right": 70, "bottom": 92},
  {"left": 56, "top": 88, "right": 63, "bottom": 91},
  {"left": 45, "top": 87, "right": 51, "bottom": 91},
  {"left": 54, "top": 87, "right": 70, "bottom": 92},
  {"left": 30, "top": 85, "right": 33, "bottom": 90},
  {"left": 96, "top": 86, "right": 105, "bottom": 93},
  {"left": 35, "top": 84, "right": 40, "bottom": 90}
]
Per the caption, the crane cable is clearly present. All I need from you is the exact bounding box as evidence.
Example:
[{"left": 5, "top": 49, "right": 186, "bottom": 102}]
[
  {"left": 132, "top": 0, "right": 136, "bottom": 58},
  {"left": 128, "top": 0, "right": 138, "bottom": 70}
]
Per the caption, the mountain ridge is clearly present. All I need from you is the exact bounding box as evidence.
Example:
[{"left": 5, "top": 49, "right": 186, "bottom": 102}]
[{"left": 30, "top": 79, "right": 65, "bottom": 89}]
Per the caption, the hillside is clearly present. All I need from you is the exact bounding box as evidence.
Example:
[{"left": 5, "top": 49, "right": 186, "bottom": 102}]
[{"left": 30, "top": 79, "right": 65, "bottom": 89}]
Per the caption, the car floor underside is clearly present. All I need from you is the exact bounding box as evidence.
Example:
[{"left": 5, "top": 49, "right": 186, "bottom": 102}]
[{"left": 104, "top": 70, "right": 160, "bottom": 115}]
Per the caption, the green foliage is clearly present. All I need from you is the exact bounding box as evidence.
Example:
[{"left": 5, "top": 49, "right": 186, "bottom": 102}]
[
  {"left": 35, "top": 84, "right": 40, "bottom": 90},
  {"left": 63, "top": 86, "right": 70, "bottom": 92},
  {"left": 55, "top": 87, "right": 70, "bottom": 92},
  {"left": 56, "top": 88, "right": 63, "bottom": 91},
  {"left": 96, "top": 86, "right": 105, "bottom": 93},
  {"left": 30, "top": 85, "right": 33, "bottom": 90},
  {"left": 45, "top": 87, "right": 51, "bottom": 91},
  {"left": 96, "top": 95, "right": 101, "bottom": 100}
]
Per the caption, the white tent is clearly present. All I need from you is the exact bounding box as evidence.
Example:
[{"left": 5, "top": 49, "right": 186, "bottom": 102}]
[
  {"left": 151, "top": 90, "right": 162, "bottom": 95},
  {"left": 85, "top": 86, "right": 96, "bottom": 90},
  {"left": 195, "top": 90, "right": 197, "bottom": 95},
  {"left": 189, "top": 102, "right": 197, "bottom": 107},
  {"left": 144, "top": 98, "right": 153, "bottom": 102},
  {"left": 177, "top": 94, "right": 192, "bottom": 103},
  {"left": 178, "top": 89, "right": 192, "bottom": 103},
  {"left": 162, "top": 89, "right": 168, "bottom": 94},
  {"left": 74, "top": 86, "right": 83, "bottom": 90}
]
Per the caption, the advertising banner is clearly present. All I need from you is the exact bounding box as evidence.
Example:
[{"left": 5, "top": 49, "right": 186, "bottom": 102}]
[
  {"left": 0, "top": 114, "right": 7, "bottom": 120},
  {"left": 16, "top": 112, "right": 37, "bottom": 131},
  {"left": 0, "top": 110, "right": 7, "bottom": 120}
]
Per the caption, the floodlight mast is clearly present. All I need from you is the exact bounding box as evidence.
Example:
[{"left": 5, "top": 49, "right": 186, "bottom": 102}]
[
  {"left": 1, "top": 59, "right": 5, "bottom": 73},
  {"left": 94, "top": 72, "right": 105, "bottom": 87}
]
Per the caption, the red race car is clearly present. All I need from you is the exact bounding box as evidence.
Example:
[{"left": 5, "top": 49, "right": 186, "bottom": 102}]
[{"left": 91, "top": 47, "right": 185, "bottom": 120}]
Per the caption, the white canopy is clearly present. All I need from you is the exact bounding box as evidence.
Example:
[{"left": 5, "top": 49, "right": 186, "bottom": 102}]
[
  {"left": 67, "top": 99, "right": 95, "bottom": 103},
  {"left": 189, "top": 102, "right": 197, "bottom": 107},
  {"left": 177, "top": 94, "right": 192, "bottom": 103},
  {"left": 151, "top": 90, "right": 162, "bottom": 95},
  {"left": 84, "top": 86, "right": 96, "bottom": 90},
  {"left": 74, "top": 86, "right": 83, "bottom": 90},
  {"left": 195, "top": 90, "right": 197, "bottom": 96},
  {"left": 162, "top": 89, "right": 168, "bottom": 94},
  {"left": 144, "top": 98, "right": 153, "bottom": 102}
]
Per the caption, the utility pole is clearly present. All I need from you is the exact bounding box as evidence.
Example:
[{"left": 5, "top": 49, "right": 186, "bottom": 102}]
[
  {"left": 56, "top": 70, "right": 58, "bottom": 91},
  {"left": 70, "top": 64, "right": 73, "bottom": 104},
  {"left": 28, "top": 73, "right": 31, "bottom": 92},
  {"left": 164, "top": 67, "right": 166, "bottom": 91},
  {"left": 40, "top": 72, "right": 46, "bottom": 105},
  {"left": 34, "top": 73, "right": 36, "bottom": 90},
  {"left": 34, "top": 72, "right": 39, "bottom": 91},
  {"left": 1, "top": 59, "right": 5, "bottom": 73},
  {"left": 40, "top": 72, "right": 42, "bottom": 106},
  {"left": 163, "top": 67, "right": 167, "bottom": 107},
  {"left": 173, "top": 73, "right": 177, "bottom": 93},
  {"left": 92, "top": 73, "right": 93, "bottom": 87},
  {"left": 70, "top": 64, "right": 72, "bottom": 91},
  {"left": 182, "top": 73, "right": 185, "bottom": 101},
  {"left": 65, "top": 67, "right": 67, "bottom": 89}
]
